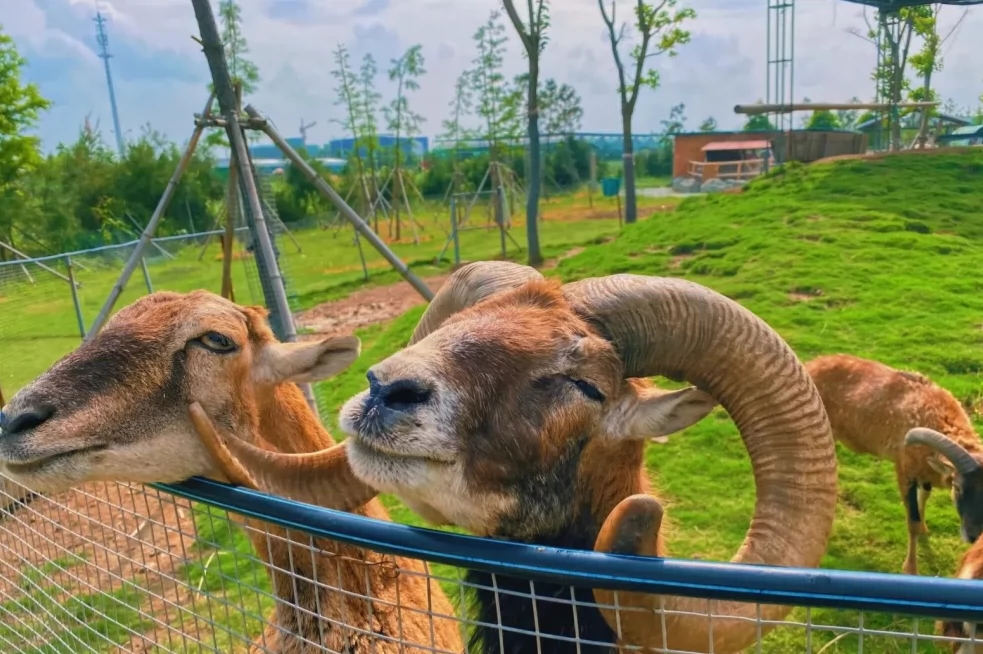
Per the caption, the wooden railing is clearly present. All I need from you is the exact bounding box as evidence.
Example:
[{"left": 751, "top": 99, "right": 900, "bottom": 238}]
[{"left": 688, "top": 158, "right": 766, "bottom": 182}]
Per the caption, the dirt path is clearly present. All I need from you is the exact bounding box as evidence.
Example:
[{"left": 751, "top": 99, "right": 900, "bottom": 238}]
[
  {"left": 295, "top": 275, "right": 452, "bottom": 339},
  {"left": 294, "top": 244, "right": 594, "bottom": 339}
]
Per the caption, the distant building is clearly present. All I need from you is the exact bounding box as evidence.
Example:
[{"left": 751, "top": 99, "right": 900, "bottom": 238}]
[
  {"left": 324, "top": 135, "right": 429, "bottom": 160},
  {"left": 936, "top": 124, "right": 983, "bottom": 147},
  {"left": 212, "top": 134, "right": 430, "bottom": 178},
  {"left": 672, "top": 129, "right": 868, "bottom": 182}
]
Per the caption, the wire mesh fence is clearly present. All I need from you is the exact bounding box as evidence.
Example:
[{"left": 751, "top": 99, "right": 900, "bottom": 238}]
[
  {"left": 0, "top": 229, "right": 266, "bottom": 405},
  {"left": 0, "top": 473, "right": 980, "bottom": 654}
]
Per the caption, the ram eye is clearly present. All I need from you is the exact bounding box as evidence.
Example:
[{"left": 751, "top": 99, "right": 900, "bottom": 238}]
[
  {"left": 570, "top": 378, "right": 605, "bottom": 402},
  {"left": 199, "top": 331, "right": 237, "bottom": 353}
]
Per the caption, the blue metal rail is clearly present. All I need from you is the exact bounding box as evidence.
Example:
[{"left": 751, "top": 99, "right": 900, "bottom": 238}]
[{"left": 157, "top": 477, "right": 983, "bottom": 622}]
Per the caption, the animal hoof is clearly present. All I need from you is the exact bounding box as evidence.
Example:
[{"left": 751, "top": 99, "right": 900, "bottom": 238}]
[{"left": 595, "top": 495, "right": 664, "bottom": 558}]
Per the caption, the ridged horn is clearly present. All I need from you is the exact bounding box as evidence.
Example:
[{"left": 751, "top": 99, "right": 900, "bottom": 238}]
[
  {"left": 409, "top": 261, "right": 544, "bottom": 345},
  {"left": 188, "top": 403, "right": 378, "bottom": 512},
  {"left": 562, "top": 275, "right": 837, "bottom": 654},
  {"left": 905, "top": 428, "right": 981, "bottom": 476}
]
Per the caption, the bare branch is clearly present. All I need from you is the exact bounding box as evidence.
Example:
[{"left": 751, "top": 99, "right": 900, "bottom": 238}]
[
  {"left": 845, "top": 26, "right": 875, "bottom": 45},
  {"left": 502, "top": 0, "right": 533, "bottom": 52},
  {"left": 598, "top": 0, "right": 629, "bottom": 103}
]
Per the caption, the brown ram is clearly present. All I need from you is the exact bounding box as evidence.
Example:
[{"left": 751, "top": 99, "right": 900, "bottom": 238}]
[
  {"left": 213, "top": 262, "right": 839, "bottom": 654},
  {"left": 805, "top": 354, "right": 983, "bottom": 575}
]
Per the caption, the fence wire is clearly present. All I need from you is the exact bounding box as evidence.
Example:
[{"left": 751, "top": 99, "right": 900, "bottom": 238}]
[
  {"left": 0, "top": 229, "right": 264, "bottom": 406},
  {"left": 0, "top": 474, "right": 979, "bottom": 654}
]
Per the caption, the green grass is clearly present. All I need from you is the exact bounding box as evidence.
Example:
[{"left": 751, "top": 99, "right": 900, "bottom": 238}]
[
  {"left": 0, "top": 191, "right": 632, "bottom": 396},
  {"left": 0, "top": 553, "right": 154, "bottom": 653},
  {"left": 7, "top": 156, "right": 983, "bottom": 652}
]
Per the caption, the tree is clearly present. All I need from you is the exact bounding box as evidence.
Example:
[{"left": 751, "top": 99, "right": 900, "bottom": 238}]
[
  {"left": 471, "top": 11, "right": 518, "bottom": 158},
  {"left": 330, "top": 44, "right": 374, "bottom": 222},
  {"left": 836, "top": 97, "right": 863, "bottom": 130},
  {"left": 806, "top": 110, "right": 842, "bottom": 130},
  {"left": 440, "top": 70, "right": 475, "bottom": 195},
  {"left": 743, "top": 115, "right": 775, "bottom": 131},
  {"left": 509, "top": 75, "right": 584, "bottom": 137},
  {"left": 358, "top": 53, "right": 383, "bottom": 211},
  {"left": 848, "top": 6, "right": 934, "bottom": 150},
  {"left": 598, "top": 0, "right": 695, "bottom": 224},
  {"left": 907, "top": 5, "right": 968, "bottom": 147},
  {"left": 204, "top": 0, "right": 261, "bottom": 149},
  {"left": 659, "top": 102, "right": 687, "bottom": 142},
  {"left": 698, "top": 116, "right": 717, "bottom": 132},
  {"left": 384, "top": 44, "right": 426, "bottom": 240},
  {"left": 0, "top": 28, "right": 51, "bottom": 258},
  {"left": 503, "top": 0, "right": 549, "bottom": 266},
  {"left": 540, "top": 79, "right": 584, "bottom": 135}
]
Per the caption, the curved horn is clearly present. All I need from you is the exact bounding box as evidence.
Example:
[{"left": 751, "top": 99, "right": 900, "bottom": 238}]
[
  {"left": 563, "top": 275, "right": 837, "bottom": 654},
  {"left": 188, "top": 403, "right": 378, "bottom": 513},
  {"left": 409, "top": 261, "right": 544, "bottom": 345},
  {"left": 905, "top": 428, "right": 981, "bottom": 476}
]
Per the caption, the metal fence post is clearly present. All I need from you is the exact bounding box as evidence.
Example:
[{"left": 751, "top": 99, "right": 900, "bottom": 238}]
[
  {"left": 496, "top": 186, "right": 507, "bottom": 259},
  {"left": 450, "top": 197, "right": 460, "bottom": 266},
  {"left": 65, "top": 256, "right": 86, "bottom": 340},
  {"left": 140, "top": 257, "right": 154, "bottom": 294}
]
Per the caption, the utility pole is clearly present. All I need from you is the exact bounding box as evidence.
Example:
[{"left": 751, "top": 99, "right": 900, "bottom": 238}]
[
  {"left": 299, "top": 118, "right": 317, "bottom": 146},
  {"left": 94, "top": 8, "right": 125, "bottom": 157}
]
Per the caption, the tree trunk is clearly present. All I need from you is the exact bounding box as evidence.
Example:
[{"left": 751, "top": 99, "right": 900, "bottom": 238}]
[
  {"left": 526, "top": 61, "right": 543, "bottom": 266},
  {"left": 622, "top": 110, "right": 638, "bottom": 224},
  {"left": 914, "top": 68, "right": 934, "bottom": 149},
  {"left": 394, "top": 139, "right": 402, "bottom": 241}
]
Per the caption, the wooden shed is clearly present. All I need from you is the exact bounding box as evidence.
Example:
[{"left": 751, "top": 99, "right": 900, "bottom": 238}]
[{"left": 672, "top": 130, "right": 869, "bottom": 181}]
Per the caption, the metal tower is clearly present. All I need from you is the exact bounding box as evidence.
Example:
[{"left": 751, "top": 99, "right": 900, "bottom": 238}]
[
  {"left": 766, "top": 0, "right": 795, "bottom": 135},
  {"left": 94, "top": 10, "right": 125, "bottom": 157}
]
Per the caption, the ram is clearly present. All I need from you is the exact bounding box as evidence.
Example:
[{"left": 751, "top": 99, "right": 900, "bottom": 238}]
[
  {"left": 224, "top": 262, "right": 839, "bottom": 654},
  {"left": 939, "top": 534, "right": 983, "bottom": 654},
  {"left": 805, "top": 354, "right": 983, "bottom": 575},
  {"left": 0, "top": 290, "right": 462, "bottom": 654}
]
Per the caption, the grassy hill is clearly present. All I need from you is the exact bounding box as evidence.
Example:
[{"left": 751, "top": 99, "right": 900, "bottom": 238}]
[{"left": 312, "top": 149, "right": 983, "bottom": 653}]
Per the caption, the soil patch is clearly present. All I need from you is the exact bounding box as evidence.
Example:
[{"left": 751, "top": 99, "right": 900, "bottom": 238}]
[{"left": 295, "top": 275, "right": 451, "bottom": 340}]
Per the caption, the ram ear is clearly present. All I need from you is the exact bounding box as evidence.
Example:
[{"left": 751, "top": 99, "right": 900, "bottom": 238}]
[{"left": 603, "top": 386, "right": 717, "bottom": 441}]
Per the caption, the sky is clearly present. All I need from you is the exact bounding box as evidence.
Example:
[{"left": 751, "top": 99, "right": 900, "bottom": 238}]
[{"left": 2, "top": 0, "right": 982, "bottom": 154}]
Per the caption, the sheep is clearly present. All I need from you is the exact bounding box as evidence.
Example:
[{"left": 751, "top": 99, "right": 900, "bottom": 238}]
[
  {"left": 0, "top": 290, "right": 463, "bottom": 654},
  {"left": 939, "top": 534, "right": 983, "bottom": 654},
  {"left": 212, "top": 261, "right": 839, "bottom": 654},
  {"left": 804, "top": 354, "right": 983, "bottom": 575}
]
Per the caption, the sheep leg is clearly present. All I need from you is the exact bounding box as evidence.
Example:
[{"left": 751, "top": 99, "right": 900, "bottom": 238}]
[
  {"left": 592, "top": 495, "right": 666, "bottom": 650},
  {"left": 916, "top": 482, "right": 932, "bottom": 536},
  {"left": 902, "top": 478, "right": 921, "bottom": 575}
]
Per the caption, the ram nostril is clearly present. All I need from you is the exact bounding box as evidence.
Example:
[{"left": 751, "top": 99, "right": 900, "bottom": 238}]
[
  {"left": 379, "top": 380, "right": 433, "bottom": 413},
  {"left": 2, "top": 405, "right": 56, "bottom": 436}
]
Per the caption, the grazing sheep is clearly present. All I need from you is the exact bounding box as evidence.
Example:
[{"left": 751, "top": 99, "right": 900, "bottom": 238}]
[
  {"left": 0, "top": 290, "right": 462, "bottom": 654},
  {"left": 220, "top": 261, "right": 839, "bottom": 654},
  {"left": 805, "top": 354, "right": 983, "bottom": 575},
  {"left": 939, "top": 534, "right": 983, "bottom": 654}
]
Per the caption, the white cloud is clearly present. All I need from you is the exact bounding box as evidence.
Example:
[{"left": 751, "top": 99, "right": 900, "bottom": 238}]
[{"left": 2, "top": 0, "right": 981, "bottom": 152}]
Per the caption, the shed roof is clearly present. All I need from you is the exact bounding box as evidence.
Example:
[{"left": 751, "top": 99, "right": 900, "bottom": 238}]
[
  {"left": 701, "top": 140, "right": 770, "bottom": 152},
  {"left": 841, "top": 0, "right": 983, "bottom": 7}
]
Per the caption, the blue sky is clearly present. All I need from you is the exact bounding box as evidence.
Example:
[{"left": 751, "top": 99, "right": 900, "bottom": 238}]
[{"left": 2, "top": 0, "right": 981, "bottom": 154}]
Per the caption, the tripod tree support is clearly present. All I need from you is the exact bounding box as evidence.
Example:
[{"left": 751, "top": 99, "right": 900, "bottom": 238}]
[
  {"left": 248, "top": 105, "right": 434, "bottom": 302},
  {"left": 191, "top": 0, "right": 319, "bottom": 416},
  {"left": 85, "top": 92, "right": 216, "bottom": 340}
]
